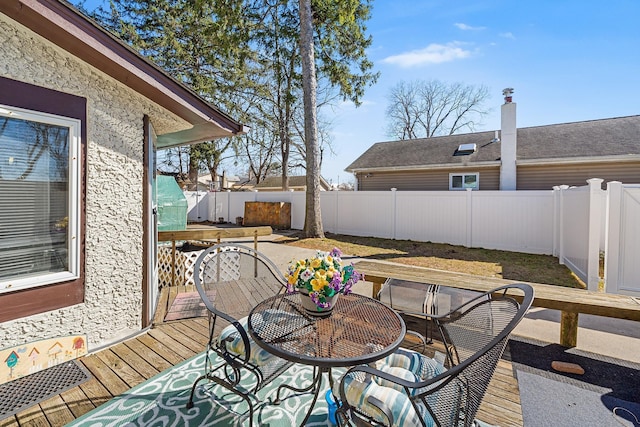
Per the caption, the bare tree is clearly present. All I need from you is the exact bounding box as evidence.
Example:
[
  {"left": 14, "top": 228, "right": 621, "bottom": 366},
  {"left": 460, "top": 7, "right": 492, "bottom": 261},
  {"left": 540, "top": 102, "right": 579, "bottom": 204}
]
[
  {"left": 242, "top": 125, "right": 279, "bottom": 184},
  {"left": 386, "top": 80, "right": 490, "bottom": 140}
]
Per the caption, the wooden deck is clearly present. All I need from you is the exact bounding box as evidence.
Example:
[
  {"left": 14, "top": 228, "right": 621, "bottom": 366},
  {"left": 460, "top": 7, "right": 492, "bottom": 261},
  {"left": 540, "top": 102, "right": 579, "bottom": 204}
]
[{"left": 0, "top": 285, "right": 524, "bottom": 427}]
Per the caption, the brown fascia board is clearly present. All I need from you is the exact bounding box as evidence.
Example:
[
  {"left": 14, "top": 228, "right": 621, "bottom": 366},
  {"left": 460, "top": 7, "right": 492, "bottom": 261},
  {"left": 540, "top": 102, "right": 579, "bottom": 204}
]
[
  {"left": 346, "top": 161, "right": 501, "bottom": 174},
  {"left": 0, "top": 0, "right": 245, "bottom": 146}
]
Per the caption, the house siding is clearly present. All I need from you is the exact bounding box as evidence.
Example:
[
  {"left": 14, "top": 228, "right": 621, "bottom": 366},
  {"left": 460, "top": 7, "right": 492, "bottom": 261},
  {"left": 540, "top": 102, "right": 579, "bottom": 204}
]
[
  {"left": 517, "top": 162, "right": 640, "bottom": 190},
  {"left": 356, "top": 167, "right": 500, "bottom": 191},
  {"left": 0, "top": 15, "right": 183, "bottom": 350}
]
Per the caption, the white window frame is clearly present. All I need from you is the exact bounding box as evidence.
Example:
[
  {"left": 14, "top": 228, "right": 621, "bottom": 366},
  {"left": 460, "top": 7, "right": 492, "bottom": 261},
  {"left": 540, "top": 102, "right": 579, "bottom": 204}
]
[
  {"left": 449, "top": 172, "right": 479, "bottom": 191},
  {"left": 0, "top": 104, "right": 81, "bottom": 293}
]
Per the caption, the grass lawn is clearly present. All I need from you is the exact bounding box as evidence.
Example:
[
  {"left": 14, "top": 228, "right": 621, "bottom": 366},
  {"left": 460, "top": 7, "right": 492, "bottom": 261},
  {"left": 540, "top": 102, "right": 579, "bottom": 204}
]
[{"left": 277, "top": 232, "right": 585, "bottom": 289}]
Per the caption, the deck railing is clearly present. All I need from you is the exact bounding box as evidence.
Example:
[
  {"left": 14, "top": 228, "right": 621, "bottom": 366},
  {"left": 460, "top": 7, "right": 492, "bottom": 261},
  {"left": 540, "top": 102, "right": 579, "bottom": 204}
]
[{"left": 158, "top": 226, "right": 272, "bottom": 287}]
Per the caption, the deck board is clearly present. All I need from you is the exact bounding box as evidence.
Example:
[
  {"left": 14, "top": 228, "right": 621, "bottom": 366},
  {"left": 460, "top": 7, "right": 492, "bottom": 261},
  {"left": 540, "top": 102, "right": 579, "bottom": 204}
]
[
  {"left": 76, "top": 373, "right": 113, "bottom": 409},
  {"left": 135, "top": 333, "right": 185, "bottom": 365},
  {"left": 14, "top": 405, "right": 49, "bottom": 427},
  {"left": 0, "top": 285, "right": 525, "bottom": 426},
  {"left": 38, "top": 395, "right": 74, "bottom": 427},
  {"left": 58, "top": 386, "right": 95, "bottom": 418},
  {"left": 123, "top": 338, "right": 174, "bottom": 372},
  {"left": 146, "top": 327, "right": 196, "bottom": 360},
  {"left": 94, "top": 349, "right": 146, "bottom": 389},
  {"left": 109, "top": 343, "right": 161, "bottom": 380}
]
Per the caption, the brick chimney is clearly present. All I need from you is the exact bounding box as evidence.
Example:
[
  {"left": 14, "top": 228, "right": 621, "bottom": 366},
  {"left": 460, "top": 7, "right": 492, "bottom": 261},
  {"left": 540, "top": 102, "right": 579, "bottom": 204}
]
[{"left": 500, "top": 88, "right": 517, "bottom": 190}]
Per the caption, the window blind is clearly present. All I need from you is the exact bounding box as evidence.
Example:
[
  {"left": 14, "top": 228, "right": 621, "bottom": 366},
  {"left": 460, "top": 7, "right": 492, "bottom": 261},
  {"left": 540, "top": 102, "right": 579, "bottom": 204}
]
[{"left": 0, "top": 115, "right": 69, "bottom": 282}]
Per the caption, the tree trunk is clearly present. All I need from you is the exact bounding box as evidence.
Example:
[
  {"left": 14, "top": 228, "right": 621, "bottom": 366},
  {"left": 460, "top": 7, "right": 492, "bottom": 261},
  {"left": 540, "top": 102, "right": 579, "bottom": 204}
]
[
  {"left": 188, "top": 153, "right": 199, "bottom": 191},
  {"left": 299, "top": 0, "right": 324, "bottom": 238}
]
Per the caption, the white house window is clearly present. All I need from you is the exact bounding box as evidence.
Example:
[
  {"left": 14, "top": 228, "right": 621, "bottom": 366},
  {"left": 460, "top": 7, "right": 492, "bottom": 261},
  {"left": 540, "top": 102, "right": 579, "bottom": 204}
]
[
  {"left": 449, "top": 172, "right": 479, "bottom": 190},
  {"left": 0, "top": 105, "right": 81, "bottom": 293}
]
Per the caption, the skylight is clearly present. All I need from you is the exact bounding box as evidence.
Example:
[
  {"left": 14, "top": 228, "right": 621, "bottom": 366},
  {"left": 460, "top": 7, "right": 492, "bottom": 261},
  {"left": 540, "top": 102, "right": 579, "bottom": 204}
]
[{"left": 455, "top": 143, "right": 477, "bottom": 156}]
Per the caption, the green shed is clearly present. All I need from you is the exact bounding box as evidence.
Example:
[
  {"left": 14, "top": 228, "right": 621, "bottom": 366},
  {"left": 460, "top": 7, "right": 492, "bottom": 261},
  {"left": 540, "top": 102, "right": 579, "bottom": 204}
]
[{"left": 157, "top": 176, "right": 187, "bottom": 231}]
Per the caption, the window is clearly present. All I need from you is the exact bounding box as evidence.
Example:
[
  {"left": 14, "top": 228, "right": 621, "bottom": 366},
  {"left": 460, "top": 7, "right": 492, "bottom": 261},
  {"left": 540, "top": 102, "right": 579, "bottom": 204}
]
[
  {"left": 449, "top": 173, "right": 479, "bottom": 190},
  {"left": 0, "top": 105, "right": 81, "bottom": 293}
]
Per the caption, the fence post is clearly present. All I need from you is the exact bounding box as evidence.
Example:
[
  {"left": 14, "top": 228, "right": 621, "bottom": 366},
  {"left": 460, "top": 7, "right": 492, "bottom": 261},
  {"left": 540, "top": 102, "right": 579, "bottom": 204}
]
[
  {"left": 552, "top": 186, "right": 560, "bottom": 257},
  {"left": 208, "top": 192, "right": 215, "bottom": 222},
  {"left": 604, "top": 181, "right": 623, "bottom": 293},
  {"left": 226, "top": 190, "right": 231, "bottom": 222},
  {"left": 465, "top": 188, "right": 473, "bottom": 247},
  {"left": 557, "top": 185, "right": 569, "bottom": 265},
  {"left": 334, "top": 189, "right": 339, "bottom": 234},
  {"left": 586, "top": 178, "right": 604, "bottom": 291},
  {"left": 391, "top": 188, "right": 397, "bottom": 239}
]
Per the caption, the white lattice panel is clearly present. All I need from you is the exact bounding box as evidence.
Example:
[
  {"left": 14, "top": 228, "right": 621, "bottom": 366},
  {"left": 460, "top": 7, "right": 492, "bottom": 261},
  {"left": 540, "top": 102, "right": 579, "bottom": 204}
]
[
  {"left": 158, "top": 246, "right": 241, "bottom": 287},
  {"left": 202, "top": 251, "right": 241, "bottom": 284},
  {"left": 158, "top": 246, "right": 177, "bottom": 287},
  {"left": 179, "top": 250, "right": 198, "bottom": 287},
  {"left": 158, "top": 245, "right": 194, "bottom": 287}
]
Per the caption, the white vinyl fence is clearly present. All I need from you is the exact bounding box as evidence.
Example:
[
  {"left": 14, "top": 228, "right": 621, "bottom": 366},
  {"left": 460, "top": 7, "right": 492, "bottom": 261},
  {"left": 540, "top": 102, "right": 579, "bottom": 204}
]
[
  {"left": 201, "top": 188, "right": 559, "bottom": 254},
  {"left": 185, "top": 178, "right": 637, "bottom": 295},
  {"left": 605, "top": 182, "right": 640, "bottom": 297},
  {"left": 555, "top": 179, "right": 606, "bottom": 290}
]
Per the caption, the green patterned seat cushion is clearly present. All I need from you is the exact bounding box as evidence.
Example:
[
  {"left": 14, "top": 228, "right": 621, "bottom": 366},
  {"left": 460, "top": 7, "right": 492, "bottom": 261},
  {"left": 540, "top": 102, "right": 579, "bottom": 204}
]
[
  {"left": 217, "top": 310, "right": 294, "bottom": 366},
  {"left": 343, "top": 349, "right": 447, "bottom": 426}
]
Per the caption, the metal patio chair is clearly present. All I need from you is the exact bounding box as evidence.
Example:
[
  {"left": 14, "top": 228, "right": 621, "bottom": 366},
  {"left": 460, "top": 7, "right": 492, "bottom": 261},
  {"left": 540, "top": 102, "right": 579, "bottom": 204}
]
[
  {"left": 337, "top": 283, "right": 534, "bottom": 427},
  {"left": 185, "top": 243, "right": 293, "bottom": 425}
]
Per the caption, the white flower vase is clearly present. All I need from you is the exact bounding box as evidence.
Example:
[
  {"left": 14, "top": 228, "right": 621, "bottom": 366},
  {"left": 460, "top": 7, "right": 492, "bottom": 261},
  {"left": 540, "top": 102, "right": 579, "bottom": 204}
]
[{"left": 299, "top": 289, "right": 339, "bottom": 317}]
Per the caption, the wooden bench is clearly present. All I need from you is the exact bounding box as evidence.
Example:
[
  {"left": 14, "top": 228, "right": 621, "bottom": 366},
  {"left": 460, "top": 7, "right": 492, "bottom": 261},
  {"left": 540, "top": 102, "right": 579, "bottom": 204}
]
[{"left": 354, "top": 260, "right": 640, "bottom": 348}]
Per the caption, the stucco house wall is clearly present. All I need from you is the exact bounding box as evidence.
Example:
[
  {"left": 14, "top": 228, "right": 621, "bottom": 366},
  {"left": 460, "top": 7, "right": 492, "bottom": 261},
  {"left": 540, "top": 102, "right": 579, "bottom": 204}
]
[{"left": 0, "top": 14, "right": 184, "bottom": 349}]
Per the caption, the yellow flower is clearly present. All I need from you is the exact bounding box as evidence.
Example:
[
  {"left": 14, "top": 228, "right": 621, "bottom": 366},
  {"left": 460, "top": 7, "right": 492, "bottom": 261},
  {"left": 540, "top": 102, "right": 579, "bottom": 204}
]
[
  {"left": 310, "top": 258, "right": 322, "bottom": 269},
  {"left": 311, "top": 276, "right": 328, "bottom": 292},
  {"left": 287, "top": 266, "right": 304, "bottom": 286}
]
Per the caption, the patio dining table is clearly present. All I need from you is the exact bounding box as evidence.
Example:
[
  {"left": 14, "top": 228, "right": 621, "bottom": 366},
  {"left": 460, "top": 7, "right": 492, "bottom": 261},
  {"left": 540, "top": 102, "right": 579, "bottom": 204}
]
[{"left": 248, "top": 291, "right": 406, "bottom": 426}]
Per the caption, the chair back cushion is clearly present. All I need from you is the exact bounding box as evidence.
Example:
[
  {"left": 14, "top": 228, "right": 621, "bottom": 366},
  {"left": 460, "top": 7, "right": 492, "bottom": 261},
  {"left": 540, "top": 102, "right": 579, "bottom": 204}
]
[
  {"left": 342, "top": 372, "right": 427, "bottom": 427},
  {"left": 217, "top": 316, "right": 274, "bottom": 366}
]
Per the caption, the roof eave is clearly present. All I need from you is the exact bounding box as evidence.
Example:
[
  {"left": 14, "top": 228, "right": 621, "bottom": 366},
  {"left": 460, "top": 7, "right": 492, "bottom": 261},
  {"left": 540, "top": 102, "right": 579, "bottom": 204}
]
[
  {"left": 0, "top": 0, "right": 245, "bottom": 146},
  {"left": 346, "top": 161, "right": 501, "bottom": 174},
  {"left": 157, "top": 124, "right": 250, "bottom": 148}
]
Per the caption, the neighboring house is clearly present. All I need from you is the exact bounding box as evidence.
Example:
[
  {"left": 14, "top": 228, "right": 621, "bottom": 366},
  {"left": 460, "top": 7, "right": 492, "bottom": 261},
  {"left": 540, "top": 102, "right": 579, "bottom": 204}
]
[
  {"left": 0, "top": 0, "right": 244, "bottom": 352},
  {"left": 229, "top": 176, "right": 257, "bottom": 191},
  {"left": 346, "top": 93, "right": 640, "bottom": 191},
  {"left": 197, "top": 172, "right": 243, "bottom": 191},
  {"left": 254, "top": 175, "right": 331, "bottom": 191}
]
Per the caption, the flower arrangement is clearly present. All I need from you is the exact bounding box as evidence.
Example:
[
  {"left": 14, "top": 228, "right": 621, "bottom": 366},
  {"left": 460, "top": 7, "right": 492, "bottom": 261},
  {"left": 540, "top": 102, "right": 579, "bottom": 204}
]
[{"left": 286, "top": 248, "right": 363, "bottom": 310}]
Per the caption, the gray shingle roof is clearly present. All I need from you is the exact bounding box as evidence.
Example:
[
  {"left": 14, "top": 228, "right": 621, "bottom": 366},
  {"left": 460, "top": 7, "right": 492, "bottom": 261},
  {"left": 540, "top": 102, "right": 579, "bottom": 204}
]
[
  {"left": 256, "top": 176, "right": 308, "bottom": 188},
  {"left": 345, "top": 115, "right": 640, "bottom": 172},
  {"left": 255, "top": 176, "right": 331, "bottom": 189}
]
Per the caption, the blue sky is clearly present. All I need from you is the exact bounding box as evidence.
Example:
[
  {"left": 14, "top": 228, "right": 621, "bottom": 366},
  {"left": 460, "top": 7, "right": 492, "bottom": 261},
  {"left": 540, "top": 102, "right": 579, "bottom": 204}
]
[{"left": 78, "top": 1, "right": 640, "bottom": 186}]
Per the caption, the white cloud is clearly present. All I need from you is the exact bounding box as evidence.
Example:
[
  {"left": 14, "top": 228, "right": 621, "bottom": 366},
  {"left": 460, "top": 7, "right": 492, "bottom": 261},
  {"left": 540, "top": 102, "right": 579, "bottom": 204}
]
[
  {"left": 454, "top": 23, "right": 486, "bottom": 31},
  {"left": 382, "top": 42, "right": 472, "bottom": 68},
  {"left": 499, "top": 32, "right": 516, "bottom": 40}
]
